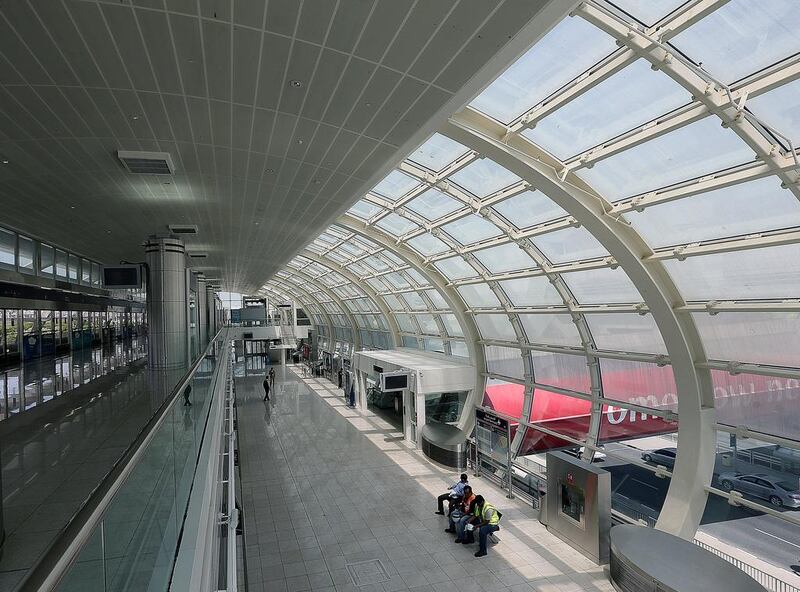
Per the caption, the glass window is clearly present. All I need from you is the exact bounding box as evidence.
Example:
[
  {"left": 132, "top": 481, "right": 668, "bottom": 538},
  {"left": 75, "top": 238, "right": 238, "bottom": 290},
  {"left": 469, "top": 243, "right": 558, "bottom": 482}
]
[
  {"left": 500, "top": 276, "right": 563, "bottom": 307},
  {"left": 91, "top": 262, "right": 101, "bottom": 286},
  {"left": 600, "top": 358, "right": 678, "bottom": 411},
  {"left": 425, "top": 289, "right": 449, "bottom": 309},
  {"left": 532, "top": 350, "right": 591, "bottom": 393},
  {"left": 473, "top": 243, "right": 537, "bottom": 274},
  {"left": 383, "top": 272, "right": 410, "bottom": 289},
  {"left": 746, "top": 79, "right": 800, "bottom": 146},
  {"left": 626, "top": 177, "right": 800, "bottom": 248},
  {"left": 663, "top": 244, "right": 800, "bottom": 301},
  {"left": 611, "top": 0, "right": 687, "bottom": 26},
  {"left": 371, "top": 170, "right": 419, "bottom": 201},
  {"left": 483, "top": 377, "right": 525, "bottom": 419},
  {"left": 585, "top": 313, "right": 667, "bottom": 354},
  {"left": 402, "top": 336, "right": 419, "bottom": 349},
  {"left": 68, "top": 254, "right": 80, "bottom": 281},
  {"left": 470, "top": 16, "right": 617, "bottom": 123},
  {"left": 441, "top": 215, "right": 502, "bottom": 244},
  {"left": 408, "top": 133, "right": 469, "bottom": 171},
  {"left": 400, "top": 292, "right": 427, "bottom": 310},
  {"left": 0, "top": 228, "right": 15, "bottom": 267},
  {"left": 577, "top": 117, "right": 754, "bottom": 201},
  {"left": 395, "top": 314, "right": 415, "bottom": 332},
  {"left": 404, "top": 188, "right": 463, "bottom": 220},
  {"left": 457, "top": 284, "right": 501, "bottom": 308},
  {"left": 375, "top": 212, "right": 418, "bottom": 236},
  {"left": 486, "top": 345, "right": 525, "bottom": 379},
  {"left": 523, "top": 59, "right": 689, "bottom": 160},
  {"left": 40, "top": 244, "right": 54, "bottom": 276},
  {"left": 433, "top": 256, "right": 478, "bottom": 280},
  {"left": 18, "top": 237, "right": 34, "bottom": 272},
  {"left": 441, "top": 314, "right": 463, "bottom": 337},
  {"left": 492, "top": 191, "right": 567, "bottom": 229},
  {"left": 424, "top": 338, "right": 445, "bottom": 353},
  {"left": 450, "top": 340, "right": 469, "bottom": 358},
  {"left": 533, "top": 227, "right": 608, "bottom": 263},
  {"left": 692, "top": 312, "right": 800, "bottom": 367},
  {"left": 519, "top": 313, "right": 582, "bottom": 347},
  {"left": 55, "top": 250, "right": 68, "bottom": 278},
  {"left": 561, "top": 267, "right": 642, "bottom": 304},
  {"left": 475, "top": 314, "right": 517, "bottom": 341},
  {"left": 448, "top": 158, "right": 521, "bottom": 197},
  {"left": 669, "top": 0, "right": 800, "bottom": 83},
  {"left": 415, "top": 314, "right": 439, "bottom": 334}
]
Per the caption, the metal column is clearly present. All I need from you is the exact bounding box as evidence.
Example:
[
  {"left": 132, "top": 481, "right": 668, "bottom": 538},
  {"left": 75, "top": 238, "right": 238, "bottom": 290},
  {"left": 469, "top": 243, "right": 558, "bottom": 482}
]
[
  {"left": 197, "top": 275, "right": 208, "bottom": 349},
  {"left": 206, "top": 285, "right": 216, "bottom": 337},
  {"left": 145, "top": 235, "right": 188, "bottom": 369}
]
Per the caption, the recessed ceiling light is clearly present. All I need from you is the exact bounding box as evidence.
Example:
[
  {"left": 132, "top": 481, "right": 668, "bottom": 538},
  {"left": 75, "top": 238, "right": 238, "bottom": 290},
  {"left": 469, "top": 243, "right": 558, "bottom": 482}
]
[
  {"left": 264, "top": 168, "right": 274, "bottom": 173},
  {"left": 297, "top": 139, "right": 304, "bottom": 144},
  {"left": 106, "top": 230, "right": 112, "bottom": 234},
  {"left": 132, "top": 115, "right": 139, "bottom": 120},
  {"left": 1, "top": 159, "right": 8, "bottom": 164},
  {"left": 289, "top": 79, "right": 302, "bottom": 88},
  {"left": 365, "top": 102, "right": 372, "bottom": 107},
  {"left": 70, "top": 205, "right": 75, "bottom": 209},
  {"left": 254, "top": 222, "right": 260, "bottom": 225}
]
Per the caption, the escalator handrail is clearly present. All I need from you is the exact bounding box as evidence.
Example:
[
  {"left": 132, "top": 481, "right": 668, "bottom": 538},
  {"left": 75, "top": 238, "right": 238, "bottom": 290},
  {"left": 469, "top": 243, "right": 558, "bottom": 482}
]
[{"left": 17, "top": 328, "right": 226, "bottom": 592}]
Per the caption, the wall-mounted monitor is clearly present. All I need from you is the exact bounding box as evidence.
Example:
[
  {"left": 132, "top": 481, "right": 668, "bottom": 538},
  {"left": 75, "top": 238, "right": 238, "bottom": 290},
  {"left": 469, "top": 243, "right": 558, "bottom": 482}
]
[
  {"left": 102, "top": 265, "right": 141, "bottom": 289},
  {"left": 380, "top": 371, "right": 409, "bottom": 392}
]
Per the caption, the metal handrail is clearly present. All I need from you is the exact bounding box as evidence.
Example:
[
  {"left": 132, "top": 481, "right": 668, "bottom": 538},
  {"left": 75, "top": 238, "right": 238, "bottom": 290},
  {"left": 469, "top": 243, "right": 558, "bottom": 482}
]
[{"left": 18, "top": 330, "right": 224, "bottom": 592}]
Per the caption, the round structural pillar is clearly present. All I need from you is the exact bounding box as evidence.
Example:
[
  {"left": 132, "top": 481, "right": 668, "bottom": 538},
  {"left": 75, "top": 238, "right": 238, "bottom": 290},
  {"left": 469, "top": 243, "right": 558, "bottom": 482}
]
[
  {"left": 145, "top": 235, "right": 188, "bottom": 369},
  {"left": 206, "top": 285, "right": 216, "bottom": 338},
  {"left": 196, "top": 275, "right": 208, "bottom": 349}
]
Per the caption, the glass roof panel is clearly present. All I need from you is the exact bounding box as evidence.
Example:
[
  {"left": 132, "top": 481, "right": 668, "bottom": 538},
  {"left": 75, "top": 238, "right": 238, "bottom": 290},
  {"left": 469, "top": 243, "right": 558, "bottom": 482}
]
[
  {"left": 441, "top": 314, "right": 463, "bottom": 337},
  {"left": 396, "top": 314, "right": 415, "bottom": 332},
  {"left": 469, "top": 17, "right": 617, "bottom": 123},
  {"left": 441, "top": 215, "right": 502, "bottom": 244},
  {"left": 576, "top": 117, "right": 754, "bottom": 201},
  {"left": 746, "top": 79, "right": 800, "bottom": 146},
  {"left": 669, "top": 0, "right": 800, "bottom": 84},
  {"left": 405, "top": 268, "right": 429, "bottom": 286},
  {"left": 561, "top": 268, "right": 643, "bottom": 304},
  {"left": 401, "top": 292, "right": 427, "bottom": 310},
  {"left": 407, "top": 233, "right": 449, "bottom": 256},
  {"left": 383, "top": 272, "right": 411, "bottom": 289},
  {"left": 499, "top": 276, "right": 563, "bottom": 307},
  {"left": 404, "top": 188, "right": 463, "bottom": 220},
  {"left": 492, "top": 190, "right": 567, "bottom": 229},
  {"left": 531, "top": 350, "right": 592, "bottom": 393},
  {"left": 371, "top": 170, "right": 419, "bottom": 201},
  {"left": 347, "top": 261, "right": 371, "bottom": 276},
  {"left": 425, "top": 289, "right": 449, "bottom": 309},
  {"left": 692, "top": 312, "right": 799, "bottom": 367},
  {"left": 458, "top": 284, "right": 502, "bottom": 308},
  {"left": 448, "top": 159, "right": 522, "bottom": 197},
  {"left": 626, "top": 177, "right": 800, "bottom": 248},
  {"left": 610, "top": 0, "right": 687, "bottom": 26},
  {"left": 415, "top": 314, "right": 439, "bottom": 334},
  {"left": 473, "top": 243, "right": 538, "bottom": 274},
  {"left": 348, "top": 199, "right": 383, "bottom": 219},
  {"left": 375, "top": 212, "right": 418, "bottom": 236},
  {"left": 408, "top": 133, "right": 470, "bottom": 171},
  {"left": 486, "top": 345, "right": 525, "bottom": 379},
  {"left": 585, "top": 313, "right": 667, "bottom": 354},
  {"left": 523, "top": 59, "right": 690, "bottom": 160},
  {"left": 433, "top": 256, "right": 478, "bottom": 280},
  {"left": 533, "top": 227, "right": 608, "bottom": 263},
  {"left": 475, "top": 314, "right": 517, "bottom": 341},
  {"left": 663, "top": 244, "right": 800, "bottom": 301},
  {"left": 518, "top": 313, "right": 582, "bottom": 346},
  {"left": 363, "top": 255, "right": 390, "bottom": 272}
]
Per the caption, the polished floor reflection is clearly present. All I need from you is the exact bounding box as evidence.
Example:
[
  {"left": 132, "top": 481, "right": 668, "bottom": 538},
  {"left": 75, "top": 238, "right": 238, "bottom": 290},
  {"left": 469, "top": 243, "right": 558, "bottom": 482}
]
[
  {"left": 0, "top": 339, "right": 147, "bottom": 420},
  {"left": 238, "top": 364, "right": 614, "bottom": 592},
  {"left": 0, "top": 352, "right": 183, "bottom": 590}
]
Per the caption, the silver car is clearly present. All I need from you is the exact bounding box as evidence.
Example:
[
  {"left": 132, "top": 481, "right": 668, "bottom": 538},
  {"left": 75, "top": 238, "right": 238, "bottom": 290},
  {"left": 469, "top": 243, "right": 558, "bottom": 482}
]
[
  {"left": 641, "top": 448, "right": 677, "bottom": 469},
  {"left": 719, "top": 472, "right": 800, "bottom": 508}
]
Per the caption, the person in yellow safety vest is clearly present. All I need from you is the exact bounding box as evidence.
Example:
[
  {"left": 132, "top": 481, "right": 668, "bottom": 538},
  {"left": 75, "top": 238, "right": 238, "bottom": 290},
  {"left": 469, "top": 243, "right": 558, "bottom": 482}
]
[{"left": 470, "top": 495, "right": 501, "bottom": 557}]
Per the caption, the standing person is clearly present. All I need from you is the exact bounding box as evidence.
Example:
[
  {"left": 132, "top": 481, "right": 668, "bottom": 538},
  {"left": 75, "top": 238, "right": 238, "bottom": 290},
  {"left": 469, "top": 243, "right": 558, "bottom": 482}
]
[
  {"left": 337, "top": 368, "right": 343, "bottom": 389},
  {"left": 470, "top": 496, "right": 501, "bottom": 558},
  {"left": 182, "top": 383, "right": 192, "bottom": 406},
  {"left": 268, "top": 367, "right": 275, "bottom": 390},
  {"left": 435, "top": 474, "right": 469, "bottom": 515},
  {"left": 262, "top": 375, "right": 271, "bottom": 401}
]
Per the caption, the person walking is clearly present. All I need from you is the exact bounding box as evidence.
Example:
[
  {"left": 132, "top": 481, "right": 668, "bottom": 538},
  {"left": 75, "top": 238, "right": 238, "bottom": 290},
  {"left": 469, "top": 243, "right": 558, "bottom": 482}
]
[
  {"left": 268, "top": 367, "right": 275, "bottom": 390},
  {"left": 262, "top": 375, "right": 271, "bottom": 401},
  {"left": 182, "top": 383, "right": 192, "bottom": 406},
  {"left": 471, "top": 496, "right": 501, "bottom": 557}
]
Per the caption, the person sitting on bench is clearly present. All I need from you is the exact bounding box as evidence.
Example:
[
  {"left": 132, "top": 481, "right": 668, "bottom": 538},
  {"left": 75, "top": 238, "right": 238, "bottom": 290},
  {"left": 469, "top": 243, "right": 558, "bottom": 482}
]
[
  {"left": 435, "top": 473, "right": 469, "bottom": 515},
  {"left": 470, "top": 496, "right": 501, "bottom": 558}
]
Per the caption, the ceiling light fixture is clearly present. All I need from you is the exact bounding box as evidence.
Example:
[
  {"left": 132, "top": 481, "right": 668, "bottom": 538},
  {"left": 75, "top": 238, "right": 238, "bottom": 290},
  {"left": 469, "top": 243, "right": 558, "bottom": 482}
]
[
  {"left": 297, "top": 139, "right": 304, "bottom": 144},
  {"left": 132, "top": 115, "right": 139, "bottom": 120},
  {"left": 264, "top": 168, "right": 274, "bottom": 173},
  {"left": 1, "top": 159, "right": 8, "bottom": 164},
  {"left": 289, "top": 79, "right": 302, "bottom": 87}
]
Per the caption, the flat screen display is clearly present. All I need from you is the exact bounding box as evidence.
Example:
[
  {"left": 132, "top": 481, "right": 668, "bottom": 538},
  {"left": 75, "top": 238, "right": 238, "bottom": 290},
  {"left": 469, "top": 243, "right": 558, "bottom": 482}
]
[
  {"left": 102, "top": 265, "right": 141, "bottom": 289},
  {"left": 382, "top": 373, "right": 408, "bottom": 391}
]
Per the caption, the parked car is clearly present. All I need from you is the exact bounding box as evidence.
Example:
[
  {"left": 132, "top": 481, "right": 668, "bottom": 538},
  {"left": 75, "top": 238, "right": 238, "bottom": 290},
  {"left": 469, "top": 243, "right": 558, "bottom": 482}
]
[
  {"left": 641, "top": 448, "right": 677, "bottom": 468},
  {"left": 718, "top": 472, "right": 800, "bottom": 508}
]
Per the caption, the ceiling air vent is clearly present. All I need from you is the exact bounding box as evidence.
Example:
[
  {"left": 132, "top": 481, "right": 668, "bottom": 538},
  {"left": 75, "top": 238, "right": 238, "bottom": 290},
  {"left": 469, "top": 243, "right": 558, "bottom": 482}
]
[
  {"left": 117, "top": 150, "right": 175, "bottom": 175},
  {"left": 168, "top": 224, "right": 198, "bottom": 235},
  {"left": 188, "top": 252, "right": 208, "bottom": 259}
]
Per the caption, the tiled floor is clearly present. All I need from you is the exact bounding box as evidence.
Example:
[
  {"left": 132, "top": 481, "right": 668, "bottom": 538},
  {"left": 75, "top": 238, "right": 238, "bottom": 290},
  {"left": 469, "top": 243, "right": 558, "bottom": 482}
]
[{"left": 237, "top": 364, "right": 615, "bottom": 592}]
